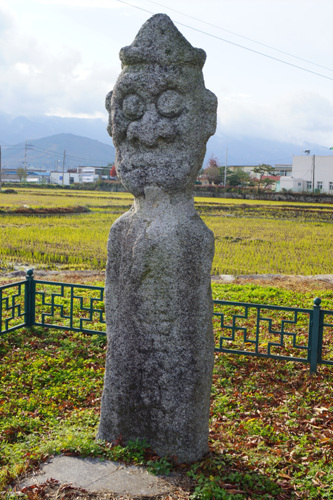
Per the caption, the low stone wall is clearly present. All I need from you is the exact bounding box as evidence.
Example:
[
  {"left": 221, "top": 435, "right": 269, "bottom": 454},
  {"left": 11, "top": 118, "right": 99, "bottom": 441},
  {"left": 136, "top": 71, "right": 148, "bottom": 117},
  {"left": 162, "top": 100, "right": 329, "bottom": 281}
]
[{"left": 193, "top": 187, "right": 333, "bottom": 203}]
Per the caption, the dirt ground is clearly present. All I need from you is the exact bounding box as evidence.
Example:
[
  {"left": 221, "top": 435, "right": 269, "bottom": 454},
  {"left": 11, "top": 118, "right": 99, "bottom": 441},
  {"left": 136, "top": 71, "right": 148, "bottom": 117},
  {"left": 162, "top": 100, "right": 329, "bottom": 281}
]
[
  {"left": 215, "top": 273, "right": 333, "bottom": 293},
  {"left": 2, "top": 271, "right": 333, "bottom": 499},
  {"left": 1, "top": 269, "right": 333, "bottom": 314},
  {"left": 3, "top": 269, "right": 333, "bottom": 293}
]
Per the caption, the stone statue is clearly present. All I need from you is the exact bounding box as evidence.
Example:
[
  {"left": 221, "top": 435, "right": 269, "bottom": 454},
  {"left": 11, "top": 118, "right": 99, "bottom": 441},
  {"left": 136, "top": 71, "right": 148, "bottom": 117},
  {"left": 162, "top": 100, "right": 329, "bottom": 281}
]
[{"left": 97, "top": 13, "right": 217, "bottom": 463}]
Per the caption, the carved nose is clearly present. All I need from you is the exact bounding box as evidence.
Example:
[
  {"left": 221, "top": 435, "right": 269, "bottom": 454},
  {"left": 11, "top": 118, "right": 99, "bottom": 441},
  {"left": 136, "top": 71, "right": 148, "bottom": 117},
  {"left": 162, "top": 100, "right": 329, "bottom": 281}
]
[{"left": 127, "top": 108, "right": 177, "bottom": 147}]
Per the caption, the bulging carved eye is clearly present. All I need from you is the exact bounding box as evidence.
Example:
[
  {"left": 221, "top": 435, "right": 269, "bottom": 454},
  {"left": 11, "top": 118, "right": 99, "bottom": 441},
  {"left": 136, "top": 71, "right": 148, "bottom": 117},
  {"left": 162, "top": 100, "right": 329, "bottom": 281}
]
[
  {"left": 122, "top": 94, "right": 145, "bottom": 120},
  {"left": 157, "top": 90, "right": 184, "bottom": 118}
]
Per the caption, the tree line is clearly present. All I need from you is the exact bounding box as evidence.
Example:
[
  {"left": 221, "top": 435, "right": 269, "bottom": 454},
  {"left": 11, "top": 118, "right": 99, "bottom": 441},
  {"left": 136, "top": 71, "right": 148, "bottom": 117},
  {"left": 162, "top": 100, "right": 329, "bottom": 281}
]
[{"left": 200, "top": 156, "right": 276, "bottom": 192}]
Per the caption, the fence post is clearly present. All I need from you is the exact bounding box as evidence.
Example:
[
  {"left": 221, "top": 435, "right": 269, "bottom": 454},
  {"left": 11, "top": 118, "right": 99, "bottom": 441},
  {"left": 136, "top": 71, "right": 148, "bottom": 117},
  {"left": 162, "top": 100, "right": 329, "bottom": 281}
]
[
  {"left": 310, "top": 297, "right": 321, "bottom": 374},
  {"left": 25, "top": 269, "right": 35, "bottom": 328}
]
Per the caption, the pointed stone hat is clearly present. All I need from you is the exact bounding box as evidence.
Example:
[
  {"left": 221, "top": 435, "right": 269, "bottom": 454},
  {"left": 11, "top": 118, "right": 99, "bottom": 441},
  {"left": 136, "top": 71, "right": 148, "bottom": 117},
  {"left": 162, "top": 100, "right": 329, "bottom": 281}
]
[{"left": 120, "top": 13, "right": 206, "bottom": 68}]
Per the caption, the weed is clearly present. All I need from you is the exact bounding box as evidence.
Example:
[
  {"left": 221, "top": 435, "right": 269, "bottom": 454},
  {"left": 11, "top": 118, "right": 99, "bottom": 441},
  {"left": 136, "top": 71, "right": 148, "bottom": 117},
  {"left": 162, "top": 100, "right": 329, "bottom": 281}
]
[
  {"left": 146, "top": 457, "right": 173, "bottom": 476},
  {"left": 1, "top": 188, "right": 333, "bottom": 273}
]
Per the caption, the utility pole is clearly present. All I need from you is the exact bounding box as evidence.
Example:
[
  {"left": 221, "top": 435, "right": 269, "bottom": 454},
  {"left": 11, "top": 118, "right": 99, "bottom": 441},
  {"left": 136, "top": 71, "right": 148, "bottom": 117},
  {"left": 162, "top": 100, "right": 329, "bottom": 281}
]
[
  {"left": 0, "top": 145, "right": 2, "bottom": 191},
  {"left": 312, "top": 154, "right": 315, "bottom": 194},
  {"left": 24, "top": 142, "right": 28, "bottom": 172},
  {"left": 62, "top": 150, "right": 66, "bottom": 186},
  {"left": 224, "top": 147, "right": 228, "bottom": 190}
]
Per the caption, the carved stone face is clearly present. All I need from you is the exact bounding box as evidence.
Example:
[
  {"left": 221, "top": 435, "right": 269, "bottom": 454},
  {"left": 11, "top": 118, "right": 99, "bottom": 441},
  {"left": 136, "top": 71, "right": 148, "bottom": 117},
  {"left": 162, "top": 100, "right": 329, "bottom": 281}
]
[{"left": 107, "top": 65, "right": 217, "bottom": 197}]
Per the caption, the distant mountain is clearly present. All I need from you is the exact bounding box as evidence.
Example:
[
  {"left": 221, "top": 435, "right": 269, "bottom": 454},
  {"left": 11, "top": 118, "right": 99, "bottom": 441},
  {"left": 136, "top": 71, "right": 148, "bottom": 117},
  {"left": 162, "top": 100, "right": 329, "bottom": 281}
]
[
  {"left": 0, "top": 113, "right": 109, "bottom": 145},
  {"left": 204, "top": 133, "right": 331, "bottom": 167},
  {"left": 1, "top": 113, "right": 331, "bottom": 170},
  {"left": 2, "top": 133, "right": 115, "bottom": 171}
]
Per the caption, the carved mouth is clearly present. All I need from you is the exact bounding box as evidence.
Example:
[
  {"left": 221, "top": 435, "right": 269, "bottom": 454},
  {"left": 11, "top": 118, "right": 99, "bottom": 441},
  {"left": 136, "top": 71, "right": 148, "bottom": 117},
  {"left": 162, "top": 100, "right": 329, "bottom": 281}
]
[
  {"left": 128, "top": 153, "right": 169, "bottom": 171},
  {"left": 131, "top": 161, "right": 150, "bottom": 170},
  {"left": 119, "top": 151, "right": 194, "bottom": 178}
]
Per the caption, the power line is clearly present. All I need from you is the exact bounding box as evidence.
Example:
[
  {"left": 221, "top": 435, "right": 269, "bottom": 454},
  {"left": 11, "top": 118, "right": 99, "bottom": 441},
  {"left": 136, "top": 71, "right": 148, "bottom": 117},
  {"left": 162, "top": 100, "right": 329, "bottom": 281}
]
[
  {"left": 29, "top": 146, "right": 64, "bottom": 159},
  {"left": 1, "top": 144, "right": 33, "bottom": 149},
  {"left": 117, "top": 0, "right": 333, "bottom": 82},
  {"left": 29, "top": 144, "right": 107, "bottom": 163},
  {"left": 3, "top": 143, "right": 107, "bottom": 164},
  {"left": 1, "top": 143, "right": 110, "bottom": 167},
  {"left": 0, "top": 145, "right": 2, "bottom": 191},
  {"left": 144, "top": 0, "right": 333, "bottom": 74}
]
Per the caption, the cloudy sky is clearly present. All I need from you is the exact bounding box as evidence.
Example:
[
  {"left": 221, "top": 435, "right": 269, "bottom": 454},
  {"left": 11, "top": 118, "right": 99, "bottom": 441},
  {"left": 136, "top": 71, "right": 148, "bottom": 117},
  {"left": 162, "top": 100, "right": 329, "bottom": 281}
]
[{"left": 1, "top": 0, "right": 333, "bottom": 147}]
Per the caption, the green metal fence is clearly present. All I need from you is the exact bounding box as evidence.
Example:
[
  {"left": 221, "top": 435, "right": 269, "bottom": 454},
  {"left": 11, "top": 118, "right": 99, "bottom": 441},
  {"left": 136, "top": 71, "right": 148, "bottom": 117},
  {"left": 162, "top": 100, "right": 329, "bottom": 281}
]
[
  {"left": 1, "top": 270, "right": 333, "bottom": 374},
  {"left": 1, "top": 270, "right": 106, "bottom": 337},
  {"left": 214, "top": 298, "right": 333, "bottom": 374}
]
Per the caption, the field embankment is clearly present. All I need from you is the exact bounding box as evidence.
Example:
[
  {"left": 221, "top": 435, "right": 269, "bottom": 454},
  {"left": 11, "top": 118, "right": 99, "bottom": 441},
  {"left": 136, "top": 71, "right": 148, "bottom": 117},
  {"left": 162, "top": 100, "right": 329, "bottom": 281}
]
[{"left": 1, "top": 188, "right": 333, "bottom": 275}]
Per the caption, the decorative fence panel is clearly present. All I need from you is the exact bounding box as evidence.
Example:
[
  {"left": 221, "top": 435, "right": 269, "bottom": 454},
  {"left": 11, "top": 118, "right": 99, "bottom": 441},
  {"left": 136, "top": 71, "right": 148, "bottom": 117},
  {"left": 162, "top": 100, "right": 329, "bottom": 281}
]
[
  {"left": 1, "top": 270, "right": 332, "bottom": 374},
  {"left": 0, "top": 280, "right": 26, "bottom": 334},
  {"left": 319, "top": 309, "right": 333, "bottom": 367},
  {"left": 33, "top": 279, "right": 105, "bottom": 335},
  {"left": 214, "top": 299, "right": 321, "bottom": 374}
]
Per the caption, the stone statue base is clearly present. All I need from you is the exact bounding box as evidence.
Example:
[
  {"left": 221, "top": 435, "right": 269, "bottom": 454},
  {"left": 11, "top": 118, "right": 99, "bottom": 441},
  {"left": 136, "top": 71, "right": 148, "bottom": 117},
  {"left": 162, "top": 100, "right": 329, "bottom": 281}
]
[{"left": 97, "top": 189, "right": 215, "bottom": 463}]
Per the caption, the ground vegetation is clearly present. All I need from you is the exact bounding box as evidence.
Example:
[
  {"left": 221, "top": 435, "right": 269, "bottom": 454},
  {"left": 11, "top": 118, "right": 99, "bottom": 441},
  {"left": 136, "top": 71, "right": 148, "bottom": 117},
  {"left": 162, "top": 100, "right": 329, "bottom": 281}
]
[
  {"left": 1, "top": 189, "right": 333, "bottom": 275},
  {"left": 1, "top": 277, "right": 333, "bottom": 499}
]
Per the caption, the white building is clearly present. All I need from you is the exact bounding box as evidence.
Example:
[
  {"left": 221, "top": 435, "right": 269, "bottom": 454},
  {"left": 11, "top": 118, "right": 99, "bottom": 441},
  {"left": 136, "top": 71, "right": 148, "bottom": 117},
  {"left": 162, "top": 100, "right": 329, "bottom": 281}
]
[
  {"left": 279, "top": 155, "right": 333, "bottom": 193},
  {"left": 276, "top": 177, "right": 307, "bottom": 192},
  {"left": 1, "top": 169, "right": 50, "bottom": 183},
  {"left": 26, "top": 172, "right": 50, "bottom": 183},
  {"left": 50, "top": 172, "right": 80, "bottom": 185},
  {"left": 50, "top": 166, "right": 103, "bottom": 185},
  {"left": 77, "top": 166, "right": 98, "bottom": 183},
  {"left": 227, "top": 165, "right": 257, "bottom": 176},
  {"left": 274, "top": 164, "right": 292, "bottom": 177},
  {"left": 227, "top": 164, "right": 292, "bottom": 179}
]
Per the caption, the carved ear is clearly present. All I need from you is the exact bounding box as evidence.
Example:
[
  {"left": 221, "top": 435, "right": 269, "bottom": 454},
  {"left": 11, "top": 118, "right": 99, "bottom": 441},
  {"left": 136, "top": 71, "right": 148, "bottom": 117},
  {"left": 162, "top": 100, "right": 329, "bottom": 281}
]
[
  {"left": 105, "top": 91, "right": 113, "bottom": 137},
  {"left": 105, "top": 91, "right": 113, "bottom": 113},
  {"left": 203, "top": 90, "right": 218, "bottom": 138}
]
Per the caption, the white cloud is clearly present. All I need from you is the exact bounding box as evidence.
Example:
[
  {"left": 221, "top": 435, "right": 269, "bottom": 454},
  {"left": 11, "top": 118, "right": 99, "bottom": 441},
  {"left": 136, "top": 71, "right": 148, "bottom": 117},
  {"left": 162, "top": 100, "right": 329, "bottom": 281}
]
[
  {"left": 29, "top": 0, "right": 120, "bottom": 7},
  {"left": 282, "top": 93, "right": 333, "bottom": 133},
  {"left": 216, "top": 89, "right": 333, "bottom": 146},
  {"left": 1, "top": 0, "right": 333, "bottom": 148},
  {"left": 0, "top": 3, "right": 119, "bottom": 117}
]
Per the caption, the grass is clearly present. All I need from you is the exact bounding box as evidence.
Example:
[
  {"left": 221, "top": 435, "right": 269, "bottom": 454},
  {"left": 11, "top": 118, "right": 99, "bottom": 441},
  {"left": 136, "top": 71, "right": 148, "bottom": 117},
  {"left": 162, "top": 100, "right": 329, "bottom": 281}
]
[
  {"left": 0, "top": 212, "right": 116, "bottom": 270},
  {"left": 1, "top": 187, "right": 333, "bottom": 497},
  {"left": 0, "top": 187, "right": 134, "bottom": 210},
  {"left": 208, "top": 216, "right": 333, "bottom": 275},
  {"left": 193, "top": 197, "right": 333, "bottom": 208},
  {"left": 1, "top": 188, "right": 333, "bottom": 274},
  {"left": 1, "top": 280, "right": 333, "bottom": 499}
]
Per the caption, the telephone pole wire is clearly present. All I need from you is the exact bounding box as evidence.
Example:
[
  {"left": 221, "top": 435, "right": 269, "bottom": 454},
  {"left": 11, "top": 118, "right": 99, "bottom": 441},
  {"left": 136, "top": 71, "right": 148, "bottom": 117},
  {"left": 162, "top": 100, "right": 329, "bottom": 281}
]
[
  {"left": 62, "top": 150, "right": 66, "bottom": 186},
  {"left": 0, "top": 145, "right": 2, "bottom": 191},
  {"left": 224, "top": 147, "right": 228, "bottom": 190}
]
